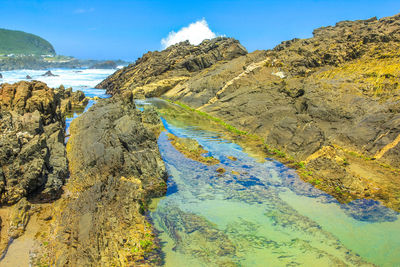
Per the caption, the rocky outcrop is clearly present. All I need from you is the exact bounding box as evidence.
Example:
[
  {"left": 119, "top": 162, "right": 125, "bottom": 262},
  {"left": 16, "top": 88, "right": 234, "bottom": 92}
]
[
  {"left": 0, "top": 81, "right": 68, "bottom": 204},
  {"left": 57, "top": 85, "right": 88, "bottom": 114},
  {"left": 168, "top": 14, "right": 400, "bottom": 210},
  {"left": 0, "top": 73, "right": 2, "bottom": 79},
  {"left": 96, "top": 37, "right": 248, "bottom": 95},
  {"left": 36, "top": 93, "right": 167, "bottom": 266},
  {"left": 96, "top": 13, "right": 400, "bottom": 210},
  {"left": 90, "top": 60, "right": 117, "bottom": 69},
  {"left": 41, "top": 70, "right": 58, "bottom": 77}
]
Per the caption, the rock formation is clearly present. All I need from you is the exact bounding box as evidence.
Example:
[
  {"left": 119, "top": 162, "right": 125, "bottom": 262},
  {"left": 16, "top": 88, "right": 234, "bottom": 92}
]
[
  {"left": 97, "top": 13, "right": 400, "bottom": 210},
  {"left": 96, "top": 37, "right": 248, "bottom": 96},
  {"left": 41, "top": 70, "right": 58, "bottom": 77},
  {"left": 34, "top": 93, "right": 167, "bottom": 266},
  {"left": 0, "top": 81, "right": 68, "bottom": 204}
]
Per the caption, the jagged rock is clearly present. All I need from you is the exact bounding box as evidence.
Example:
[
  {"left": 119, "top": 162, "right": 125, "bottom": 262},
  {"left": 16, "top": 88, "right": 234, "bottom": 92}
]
[
  {"left": 25, "top": 75, "right": 32, "bottom": 79},
  {"left": 40, "top": 95, "right": 167, "bottom": 266},
  {"left": 41, "top": 70, "right": 58, "bottom": 77},
  {"left": 96, "top": 37, "right": 248, "bottom": 95},
  {"left": 0, "top": 81, "right": 69, "bottom": 204}
]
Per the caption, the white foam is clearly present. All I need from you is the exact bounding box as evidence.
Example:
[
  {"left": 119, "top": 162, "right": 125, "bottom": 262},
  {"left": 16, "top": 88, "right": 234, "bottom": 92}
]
[{"left": 0, "top": 68, "right": 115, "bottom": 88}]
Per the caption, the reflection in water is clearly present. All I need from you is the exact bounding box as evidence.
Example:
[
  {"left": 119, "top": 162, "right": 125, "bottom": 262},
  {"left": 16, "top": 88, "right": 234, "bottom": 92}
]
[{"left": 137, "top": 99, "right": 400, "bottom": 266}]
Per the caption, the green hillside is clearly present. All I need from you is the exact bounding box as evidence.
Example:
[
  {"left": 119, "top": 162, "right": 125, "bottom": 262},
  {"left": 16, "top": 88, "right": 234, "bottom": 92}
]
[{"left": 0, "top": 28, "right": 55, "bottom": 55}]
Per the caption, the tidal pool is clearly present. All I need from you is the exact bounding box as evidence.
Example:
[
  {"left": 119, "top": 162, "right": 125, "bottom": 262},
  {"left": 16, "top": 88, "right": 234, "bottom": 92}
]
[{"left": 137, "top": 99, "right": 400, "bottom": 267}]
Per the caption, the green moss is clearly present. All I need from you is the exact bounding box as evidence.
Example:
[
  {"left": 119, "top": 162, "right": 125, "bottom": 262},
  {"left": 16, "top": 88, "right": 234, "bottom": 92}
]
[
  {"left": 166, "top": 99, "right": 247, "bottom": 135},
  {"left": 310, "top": 179, "right": 321, "bottom": 185},
  {"left": 139, "top": 240, "right": 153, "bottom": 251},
  {"left": 294, "top": 161, "right": 306, "bottom": 169},
  {"left": 303, "top": 171, "right": 313, "bottom": 177}
]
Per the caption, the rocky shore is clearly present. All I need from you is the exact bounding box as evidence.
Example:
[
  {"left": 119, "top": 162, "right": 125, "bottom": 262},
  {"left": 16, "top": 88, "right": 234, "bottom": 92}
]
[
  {"left": 1, "top": 11, "right": 400, "bottom": 267},
  {"left": 0, "top": 82, "right": 167, "bottom": 265},
  {"left": 0, "top": 81, "right": 87, "bottom": 204},
  {"left": 98, "top": 13, "right": 400, "bottom": 211},
  {"left": 30, "top": 93, "right": 167, "bottom": 266}
]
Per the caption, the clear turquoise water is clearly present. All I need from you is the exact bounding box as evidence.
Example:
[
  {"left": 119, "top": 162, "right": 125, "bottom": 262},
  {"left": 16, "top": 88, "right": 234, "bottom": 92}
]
[{"left": 138, "top": 99, "right": 400, "bottom": 267}]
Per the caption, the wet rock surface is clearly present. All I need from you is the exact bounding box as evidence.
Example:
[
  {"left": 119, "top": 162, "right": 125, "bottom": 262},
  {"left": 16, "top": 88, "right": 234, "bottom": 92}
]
[{"left": 36, "top": 94, "right": 168, "bottom": 266}]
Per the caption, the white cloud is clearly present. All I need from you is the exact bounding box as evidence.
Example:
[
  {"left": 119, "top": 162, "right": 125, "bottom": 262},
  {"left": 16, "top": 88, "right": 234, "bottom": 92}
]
[{"left": 161, "top": 19, "right": 218, "bottom": 49}]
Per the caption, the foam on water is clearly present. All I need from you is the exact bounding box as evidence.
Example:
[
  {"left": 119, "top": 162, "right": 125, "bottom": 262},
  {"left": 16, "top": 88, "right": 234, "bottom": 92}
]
[{"left": 0, "top": 68, "right": 114, "bottom": 92}]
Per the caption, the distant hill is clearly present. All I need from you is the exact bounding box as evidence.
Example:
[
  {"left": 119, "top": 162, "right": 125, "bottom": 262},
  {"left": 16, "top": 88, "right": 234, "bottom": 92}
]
[{"left": 0, "top": 28, "right": 55, "bottom": 55}]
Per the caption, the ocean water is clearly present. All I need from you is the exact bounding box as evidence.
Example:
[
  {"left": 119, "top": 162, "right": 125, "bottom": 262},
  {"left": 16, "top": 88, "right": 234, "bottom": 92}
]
[
  {"left": 0, "top": 68, "right": 114, "bottom": 97},
  {"left": 137, "top": 99, "right": 400, "bottom": 267}
]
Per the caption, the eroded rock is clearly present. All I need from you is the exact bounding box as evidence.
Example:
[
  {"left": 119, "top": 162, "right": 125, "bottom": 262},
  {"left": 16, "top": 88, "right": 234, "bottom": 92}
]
[
  {"left": 0, "top": 81, "right": 69, "bottom": 204},
  {"left": 38, "top": 94, "right": 168, "bottom": 266}
]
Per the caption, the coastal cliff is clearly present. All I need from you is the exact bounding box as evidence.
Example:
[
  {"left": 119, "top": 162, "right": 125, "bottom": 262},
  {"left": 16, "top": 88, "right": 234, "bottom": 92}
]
[{"left": 97, "top": 13, "right": 400, "bottom": 211}]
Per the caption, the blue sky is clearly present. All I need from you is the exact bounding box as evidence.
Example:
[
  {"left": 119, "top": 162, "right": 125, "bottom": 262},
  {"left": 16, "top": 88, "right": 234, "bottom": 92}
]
[{"left": 1, "top": 0, "right": 399, "bottom": 61}]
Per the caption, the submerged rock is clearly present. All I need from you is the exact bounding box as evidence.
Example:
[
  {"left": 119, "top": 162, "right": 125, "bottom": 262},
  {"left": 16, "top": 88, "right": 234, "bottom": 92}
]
[
  {"left": 167, "top": 133, "right": 220, "bottom": 165},
  {"left": 25, "top": 75, "right": 32, "bottom": 79}
]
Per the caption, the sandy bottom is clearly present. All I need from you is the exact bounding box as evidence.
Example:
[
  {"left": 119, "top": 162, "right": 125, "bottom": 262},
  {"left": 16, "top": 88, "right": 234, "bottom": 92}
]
[{"left": 0, "top": 209, "right": 46, "bottom": 267}]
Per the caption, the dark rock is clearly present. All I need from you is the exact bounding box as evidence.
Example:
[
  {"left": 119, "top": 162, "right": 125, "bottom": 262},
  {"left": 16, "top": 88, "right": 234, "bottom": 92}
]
[
  {"left": 96, "top": 37, "right": 248, "bottom": 95},
  {"left": 93, "top": 12, "right": 400, "bottom": 210},
  {"left": 25, "top": 75, "right": 32, "bottom": 79},
  {"left": 0, "top": 73, "right": 2, "bottom": 79},
  {"left": 0, "top": 81, "right": 68, "bottom": 204},
  {"left": 44, "top": 95, "right": 167, "bottom": 265},
  {"left": 41, "top": 70, "right": 58, "bottom": 77}
]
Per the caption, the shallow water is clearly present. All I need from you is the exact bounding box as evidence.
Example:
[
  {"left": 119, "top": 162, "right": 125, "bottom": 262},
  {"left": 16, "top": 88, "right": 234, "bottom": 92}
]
[{"left": 137, "top": 99, "right": 400, "bottom": 267}]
